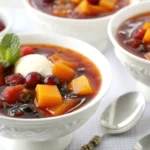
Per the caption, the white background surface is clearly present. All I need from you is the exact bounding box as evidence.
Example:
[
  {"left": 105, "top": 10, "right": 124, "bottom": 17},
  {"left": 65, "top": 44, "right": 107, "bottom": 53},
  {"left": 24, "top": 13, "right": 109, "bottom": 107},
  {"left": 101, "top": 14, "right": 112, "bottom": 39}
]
[{"left": 1, "top": 2, "right": 150, "bottom": 149}]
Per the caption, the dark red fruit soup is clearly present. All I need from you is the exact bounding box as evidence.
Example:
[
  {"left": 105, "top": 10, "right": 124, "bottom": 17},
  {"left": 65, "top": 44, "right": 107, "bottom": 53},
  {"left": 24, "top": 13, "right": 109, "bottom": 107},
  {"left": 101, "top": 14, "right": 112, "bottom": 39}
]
[
  {"left": 0, "top": 44, "right": 101, "bottom": 118},
  {"left": 117, "top": 12, "right": 150, "bottom": 61},
  {"left": 30, "top": 0, "right": 130, "bottom": 19}
]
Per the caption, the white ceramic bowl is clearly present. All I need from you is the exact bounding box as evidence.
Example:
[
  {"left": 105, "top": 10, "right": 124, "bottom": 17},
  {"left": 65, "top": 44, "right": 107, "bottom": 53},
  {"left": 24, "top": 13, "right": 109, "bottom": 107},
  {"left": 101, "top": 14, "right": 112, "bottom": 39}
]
[
  {"left": 0, "top": 33, "right": 111, "bottom": 150},
  {"left": 22, "top": 0, "right": 138, "bottom": 52},
  {"left": 108, "top": 1, "right": 150, "bottom": 102},
  {"left": 0, "top": 9, "right": 12, "bottom": 36}
]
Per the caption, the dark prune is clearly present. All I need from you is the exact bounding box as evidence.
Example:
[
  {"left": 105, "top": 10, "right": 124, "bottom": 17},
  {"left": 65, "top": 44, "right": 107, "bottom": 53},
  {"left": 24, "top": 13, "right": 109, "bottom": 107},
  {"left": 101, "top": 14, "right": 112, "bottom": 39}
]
[
  {"left": 19, "top": 104, "right": 37, "bottom": 114},
  {"left": 59, "top": 87, "right": 70, "bottom": 96}
]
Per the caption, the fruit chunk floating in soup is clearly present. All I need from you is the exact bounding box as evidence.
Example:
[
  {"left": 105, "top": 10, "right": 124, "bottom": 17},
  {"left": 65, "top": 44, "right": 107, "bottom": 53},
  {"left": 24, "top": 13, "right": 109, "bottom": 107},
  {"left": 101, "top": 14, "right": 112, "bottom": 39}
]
[
  {"left": 0, "top": 21, "right": 5, "bottom": 32},
  {"left": 0, "top": 33, "right": 101, "bottom": 118},
  {"left": 117, "top": 12, "right": 150, "bottom": 60},
  {"left": 30, "top": 0, "right": 130, "bottom": 19}
]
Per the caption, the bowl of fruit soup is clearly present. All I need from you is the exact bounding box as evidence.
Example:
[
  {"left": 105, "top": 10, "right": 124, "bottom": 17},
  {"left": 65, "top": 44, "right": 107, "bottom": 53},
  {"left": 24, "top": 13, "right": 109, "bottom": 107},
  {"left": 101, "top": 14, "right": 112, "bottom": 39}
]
[
  {"left": 0, "top": 9, "right": 11, "bottom": 36},
  {"left": 22, "top": 0, "right": 138, "bottom": 52},
  {"left": 108, "top": 1, "right": 150, "bottom": 102},
  {"left": 0, "top": 33, "right": 111, "bottom": 150}
]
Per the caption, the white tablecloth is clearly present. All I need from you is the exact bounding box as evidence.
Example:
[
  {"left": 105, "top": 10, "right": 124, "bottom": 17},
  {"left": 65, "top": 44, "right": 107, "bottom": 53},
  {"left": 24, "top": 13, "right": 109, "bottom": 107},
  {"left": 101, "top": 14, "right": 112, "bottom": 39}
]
[{"left": 3, "top": 8, "right": 150, "bottom": 150}]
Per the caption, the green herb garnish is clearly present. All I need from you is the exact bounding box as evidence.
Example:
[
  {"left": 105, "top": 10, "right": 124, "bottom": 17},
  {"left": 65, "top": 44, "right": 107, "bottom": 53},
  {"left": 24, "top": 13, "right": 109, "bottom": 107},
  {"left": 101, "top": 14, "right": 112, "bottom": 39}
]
[{"left": 0, "top": 33, "right": 20, "bottom": 68}]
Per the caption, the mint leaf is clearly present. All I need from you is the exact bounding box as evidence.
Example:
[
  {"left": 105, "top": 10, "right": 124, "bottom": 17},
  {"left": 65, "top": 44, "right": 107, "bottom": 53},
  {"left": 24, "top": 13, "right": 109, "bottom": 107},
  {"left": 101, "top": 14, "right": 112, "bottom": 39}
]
[
  {"left": 1, "top": 33, "right": 14, "bottom": 49},
  {"left": 0, "top": 33, "right": 20, "bottom": 68}
]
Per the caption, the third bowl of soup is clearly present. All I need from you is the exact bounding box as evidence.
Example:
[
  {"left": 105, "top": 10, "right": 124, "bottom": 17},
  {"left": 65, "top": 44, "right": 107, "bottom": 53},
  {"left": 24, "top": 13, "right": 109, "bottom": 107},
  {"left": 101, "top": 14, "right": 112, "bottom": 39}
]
[{"left": 108, "top": 1, "right": 150, "bottom": 102}]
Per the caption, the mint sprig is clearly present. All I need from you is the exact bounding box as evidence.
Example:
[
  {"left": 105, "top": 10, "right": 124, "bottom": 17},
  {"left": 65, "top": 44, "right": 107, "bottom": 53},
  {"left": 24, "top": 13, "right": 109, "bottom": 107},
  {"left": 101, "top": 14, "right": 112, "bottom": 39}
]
[{"left": 0, "top": 33, "right": 20, "bottom": 68}]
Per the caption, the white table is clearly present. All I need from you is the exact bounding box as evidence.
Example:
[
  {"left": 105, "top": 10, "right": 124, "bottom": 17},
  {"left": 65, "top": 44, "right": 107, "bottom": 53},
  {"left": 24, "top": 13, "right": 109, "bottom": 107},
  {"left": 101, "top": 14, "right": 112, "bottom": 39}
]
[{"left": 3, "top": 7, "right": 150, "bottom": 150}]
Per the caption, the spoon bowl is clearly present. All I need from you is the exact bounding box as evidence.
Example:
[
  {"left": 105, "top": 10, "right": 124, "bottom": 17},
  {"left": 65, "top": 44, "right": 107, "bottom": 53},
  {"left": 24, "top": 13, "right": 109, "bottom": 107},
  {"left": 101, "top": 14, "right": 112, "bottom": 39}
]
[
  {"left": 133, "top": 134, "right": 150, "bottom": 150},
  {"left": 81, "top": 92, "right": 146, "bottom": 150},
  {"left": 101, "top": 92, "right": 145, "bottom": 134}
]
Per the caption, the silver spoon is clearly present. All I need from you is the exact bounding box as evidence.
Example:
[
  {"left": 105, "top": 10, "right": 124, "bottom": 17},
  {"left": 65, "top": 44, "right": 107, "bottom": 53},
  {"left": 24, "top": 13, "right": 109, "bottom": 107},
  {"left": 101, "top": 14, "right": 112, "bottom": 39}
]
[
  {"left": 81, "top": 92, "right": 145, "bottom": 150},
  {"left": 133, "top": 134, "right": 150, "bottom": 150}
]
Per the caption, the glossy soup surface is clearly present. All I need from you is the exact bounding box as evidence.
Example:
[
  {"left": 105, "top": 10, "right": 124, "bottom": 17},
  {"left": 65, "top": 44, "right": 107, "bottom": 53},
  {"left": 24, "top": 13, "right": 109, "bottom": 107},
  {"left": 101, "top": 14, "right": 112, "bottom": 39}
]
[
  {"left": 117, "top": 12, "right": 150, "bottom": 60},
  {"left": 30, "top": 0, "right": 130, "bottom": 19},
  {"left": 0, "top": 44, "right": 101, "bottom": 118}
]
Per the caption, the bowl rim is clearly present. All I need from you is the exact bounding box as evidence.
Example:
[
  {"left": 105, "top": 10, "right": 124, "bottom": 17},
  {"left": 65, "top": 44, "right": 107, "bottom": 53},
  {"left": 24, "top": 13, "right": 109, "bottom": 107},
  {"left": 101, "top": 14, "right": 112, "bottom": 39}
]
[
  {"left": 22, "top": 0, "right": 138, "bottom": 23},
  {"left": 0, "top": 9, "right": 12, "bottom": 36},
  {"left": 0, "top": 33, "right": 112, "bottom": 123},
  {"left": 108, "top": 1, "right": 150, "bottom": 65}
]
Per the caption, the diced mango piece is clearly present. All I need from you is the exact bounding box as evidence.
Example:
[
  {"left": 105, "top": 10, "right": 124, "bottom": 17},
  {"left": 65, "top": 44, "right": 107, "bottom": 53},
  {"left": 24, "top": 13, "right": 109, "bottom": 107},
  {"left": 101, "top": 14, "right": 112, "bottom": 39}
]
[
  {"left": 48, "top": 99, "right": 79, "bottom": 116},
  {"left": 76, "top": 0, "right": 107, "bottom": 15},
  {"left": 145, "top": 52, "right": 150, "bottom": 60},
  {"left": 36, "top": 85, "right": 62, "bottom": 108},
  {"left": 49, "top": 54, "right": 77, "bottom": 69},
  {"left": 99, "top": 0, "right": 116, "bottom": 10},
  {"left": 69, "top": 75, "right": 94, "bottom": 95},
  {"left": 49, "top": 54, "right": 64, "bottom": 63},
  {"left": 52, "top": 62, "right": 75, "bottom": 81},
  {"left": 61, "top": 61, "right": 77, "bottom": 69},
  {"left": 71, "top": 0, "right": 82, "bottom": 4},
  {"left": 143, "top": 28, "right": 150, "bottom": 43},
  {"left": 143, "top": 22, "right": 150, "bottom": 30}
]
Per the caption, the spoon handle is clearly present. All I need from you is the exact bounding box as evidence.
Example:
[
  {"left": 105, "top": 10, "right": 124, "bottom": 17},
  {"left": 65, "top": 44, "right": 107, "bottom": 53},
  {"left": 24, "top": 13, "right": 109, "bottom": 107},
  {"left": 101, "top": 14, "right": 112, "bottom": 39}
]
[{"left": 81, "top": 134, "right": 106, "bottom": 150}]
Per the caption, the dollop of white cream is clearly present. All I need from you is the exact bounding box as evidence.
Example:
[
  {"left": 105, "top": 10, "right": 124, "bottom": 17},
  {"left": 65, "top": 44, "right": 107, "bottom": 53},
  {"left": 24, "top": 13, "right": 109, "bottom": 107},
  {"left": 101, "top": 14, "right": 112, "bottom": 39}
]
[{"left": 15, "top": 54, "right": 53, "bottom": 77}]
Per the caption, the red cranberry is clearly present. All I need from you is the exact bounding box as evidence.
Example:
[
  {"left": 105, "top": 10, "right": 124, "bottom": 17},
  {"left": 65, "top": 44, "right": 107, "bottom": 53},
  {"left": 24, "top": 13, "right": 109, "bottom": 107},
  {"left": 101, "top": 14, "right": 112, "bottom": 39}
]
[
  {"left": 25, "top": 72, "right": 42, "bottom": 87},
  {"left": 0, "top": 21, "right": 5, "bottom": 32},
  {"left": 87, "top": 0, "right": 99, "bottom": 5},
  {"left": 133, "top": 28, "right": 146, "bottom": 40},
  {"left": 5, "top": 73, "right": 25, "bottom": 85},
  {"left": 44, "top": 75, "right": 60, "bottom": 85},
  {"left": 1, "top": 85, "right": 25, "bottom": 104},
  {"left": 21, "top": 46, "right": 35, "bottom": 57},
  {"left": 43, "top": 0, "right": 53, "bottom": 3}
]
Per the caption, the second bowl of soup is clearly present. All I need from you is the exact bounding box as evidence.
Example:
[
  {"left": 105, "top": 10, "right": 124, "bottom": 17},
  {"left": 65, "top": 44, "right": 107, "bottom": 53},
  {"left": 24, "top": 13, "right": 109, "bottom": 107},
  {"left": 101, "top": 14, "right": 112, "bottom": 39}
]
[{"left": 22, "top": 0, "right": 138, "bottom": 52}]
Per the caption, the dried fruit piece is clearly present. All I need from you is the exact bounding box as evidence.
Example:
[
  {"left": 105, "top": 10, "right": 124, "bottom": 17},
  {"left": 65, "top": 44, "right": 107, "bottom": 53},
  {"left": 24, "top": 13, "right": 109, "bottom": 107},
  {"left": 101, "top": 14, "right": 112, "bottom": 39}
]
[
  {"left": 21, "top": 46, "right": 35, "bottom": 57},
  {"left": 99, "top": 0, "right": 117, "bottom": 10},
  {"left": 48, "top": 99, "right": 79, "bottom": 116},
  {"left": 144, "top": 28, "right": 150, "bottom": 43},
  {"left": 52, "top": 63, "right": 75, "bottom": 81},
  {"left": 143, "top": 22, "right": 150, "bottom": 30},
  {"left": 133, "top": 28, "right": 146, "bottom": 40},
  {"left": 69, "top": 75, "right": 94, "bottom": 95},
  {"left": 1, "top": 85, "right": 25, "bottom": 103},
  {"left": 75, "top": 0, "right": 107, "bottom": 16},
  {"left": 5, "top": 73, "right": 25, "bottom": 85}
]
